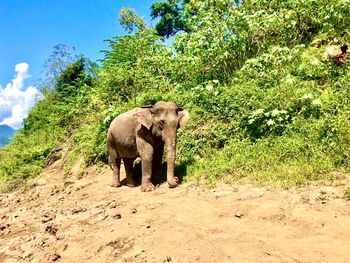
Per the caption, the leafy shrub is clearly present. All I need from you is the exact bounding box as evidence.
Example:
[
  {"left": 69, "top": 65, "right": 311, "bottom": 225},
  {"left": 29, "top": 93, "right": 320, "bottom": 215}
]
[{"left": 246, "top": 108, "right": 292, "bottom": 138}]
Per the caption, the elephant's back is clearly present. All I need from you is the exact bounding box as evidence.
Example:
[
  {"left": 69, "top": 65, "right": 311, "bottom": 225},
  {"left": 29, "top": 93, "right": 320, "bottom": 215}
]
[
  {"left": 109, "top": 109, "right": 136, "bottom": 128},
  {"left": 107, "top": 109, "right": 140, "bottom": 157}
]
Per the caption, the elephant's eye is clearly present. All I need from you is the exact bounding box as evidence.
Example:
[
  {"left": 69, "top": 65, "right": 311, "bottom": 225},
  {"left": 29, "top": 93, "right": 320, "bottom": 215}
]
[{"left": 159, "top": 120, "right": 165, "bottom": 130}]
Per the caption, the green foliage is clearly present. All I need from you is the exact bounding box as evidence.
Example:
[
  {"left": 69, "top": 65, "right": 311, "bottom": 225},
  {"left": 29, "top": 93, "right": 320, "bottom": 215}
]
[
  {"left": 151, "top": 0, "right": 190, "bottom": 37},
  {"left": 43, "top": 44, "right": 76, "bottom": 88},
  {"left": 119, "top": 8, "right": 146, "bottom": 33},
  {"left": 344, "top": 188, "right": 350, "bottom": 201},
  {"left": 0, "top": 52, "right": 96, "bottom": 191},
  {"left": 246, "top": 108, "right": 292, "bottom": 138},
  {"left": 0, "top": 125, "right": 64, "bottom": 191}
]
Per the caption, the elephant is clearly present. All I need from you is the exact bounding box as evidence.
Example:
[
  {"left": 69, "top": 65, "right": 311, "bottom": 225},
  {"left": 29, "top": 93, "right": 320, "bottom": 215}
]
[{"left": 107, "top": 101, "right": 190, "bottom": 192}]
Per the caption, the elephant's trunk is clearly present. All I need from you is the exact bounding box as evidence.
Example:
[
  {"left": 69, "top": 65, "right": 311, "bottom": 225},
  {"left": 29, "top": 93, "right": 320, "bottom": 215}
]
[{"left": 165, "top": 137, "right": 178, "bottom": 188}]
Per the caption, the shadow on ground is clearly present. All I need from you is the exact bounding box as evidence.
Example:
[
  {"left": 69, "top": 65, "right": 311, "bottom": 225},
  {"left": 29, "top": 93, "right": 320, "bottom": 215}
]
[{"left": 119, "top": 159, "right": 193, "bottom": 186}]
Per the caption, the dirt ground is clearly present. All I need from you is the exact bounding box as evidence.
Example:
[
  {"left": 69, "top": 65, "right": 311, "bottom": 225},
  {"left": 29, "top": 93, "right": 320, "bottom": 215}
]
[{"left": 1, "top": 162, "right": 350, "bottom": 263}]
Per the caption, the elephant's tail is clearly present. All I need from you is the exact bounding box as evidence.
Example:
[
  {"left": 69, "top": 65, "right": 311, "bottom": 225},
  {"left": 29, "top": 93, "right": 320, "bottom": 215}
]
[{"left": 108, "top": 156, "right": 114, "bottom": 171}]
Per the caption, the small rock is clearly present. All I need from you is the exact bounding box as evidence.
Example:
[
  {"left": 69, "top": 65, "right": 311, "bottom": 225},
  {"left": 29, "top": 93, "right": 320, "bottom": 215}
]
[
  {"left": 235, "top": 211, "right": 244, "bottom": 218},
  {"left": 63, "top": 244, "right": 69, "bottom": 251},
  {"left": 36, "top": 178, "right": 46, "bottom": 186},
  {"left": 101, "top": 214, "right": 109, "bottom": 220},
  {"left": 164, "top": 256, "right": 172, "bottom": 262},
  {"left": 71, "top": 208, "right": 87, "bottom": 215},
  {"left": 56, "top": 235, "right": 64, "bottom": 241},
  {"left": 131, "top": 208, "right": 137, "bottom": 214},
  {"left": 112, "top": 213, "right": 122, "bottom": 219},
  {"left": 1, "top": 215, "right": 9, "bottom": 220},
  {"left": 22, "top": 251, "right": 33, "bottom": 259},
  {"left": 0, "top": 223, "right": 10, "bottom": 231},
  {"left": 42, "top": 211, "right": 56, "bottom": 223},
  {"left": 39, "top": 240, "right": 48, "bottom": 247},
  {"left": 51, "top": 253, "right": 61, "bottom": 261},
  {"left": 325, "top": 45, "right": 342, "bottom": 58},
  {"left": 95, "top": 210, "right": 105, "bottom": 215},
  {"left": 109, "top": 201, "right": 117, "bottom": 209},
  {"left": 64, "top": 181, "right": 75, "bottom": 187},
  {"left": 50, "top": 187, "right": 61, "bottom": 196},
  {"left": 45, "top": 224, "right": 58, "bottom": 236}
]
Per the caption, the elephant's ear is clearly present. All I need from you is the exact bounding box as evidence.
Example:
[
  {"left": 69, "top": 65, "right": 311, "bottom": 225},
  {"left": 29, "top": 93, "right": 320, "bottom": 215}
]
[
  {"left": 178, "top": 109, "right": 190, "bottom": 127},
  {"left": 133, "top": 108, "right": 153, "bottom": 130}
]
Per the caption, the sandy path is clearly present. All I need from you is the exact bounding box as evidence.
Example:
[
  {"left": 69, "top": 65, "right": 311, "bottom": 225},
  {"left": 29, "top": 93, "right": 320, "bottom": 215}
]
[{"left": 1, "top": 166, "right": 350, "bottom": 263}]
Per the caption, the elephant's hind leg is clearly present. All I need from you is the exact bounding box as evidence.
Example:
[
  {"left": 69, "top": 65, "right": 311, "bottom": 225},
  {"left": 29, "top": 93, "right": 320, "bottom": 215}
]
[
  {"left": 123, "top": 158, "right": 136, "bottom": 187},
  {"left": 108, "top": 136, "right": 122, "bottom": 187},
  {"left": 110, "top": 157, "right": 121, "bottom": 187}
]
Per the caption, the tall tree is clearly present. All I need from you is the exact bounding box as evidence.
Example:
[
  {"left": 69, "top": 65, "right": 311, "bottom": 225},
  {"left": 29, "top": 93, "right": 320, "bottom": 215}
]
[
  {"left": 119, "top": 7, "right": 146, "bottom": 33},
  {"left": 43, "top": 44, "right": 76, "bottom": 88},
  {"left": 151, "top": 0, "right": 190, "bottom": 37}
]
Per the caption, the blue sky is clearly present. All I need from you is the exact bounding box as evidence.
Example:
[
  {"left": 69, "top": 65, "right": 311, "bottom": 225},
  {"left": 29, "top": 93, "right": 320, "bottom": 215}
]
[{"left": 0, "top": 0, "right": 157, "bottom": 128}]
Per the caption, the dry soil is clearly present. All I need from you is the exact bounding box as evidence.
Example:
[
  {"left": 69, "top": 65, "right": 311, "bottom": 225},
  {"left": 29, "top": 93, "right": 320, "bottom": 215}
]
[{"left": 1, "top": 164, "right": 350, "bottom": 263}]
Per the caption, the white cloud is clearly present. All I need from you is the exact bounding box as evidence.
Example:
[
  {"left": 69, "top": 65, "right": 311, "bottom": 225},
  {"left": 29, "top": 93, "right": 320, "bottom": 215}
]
[{"left": 0, "top": 63, "right": 41, "bottom": 129}]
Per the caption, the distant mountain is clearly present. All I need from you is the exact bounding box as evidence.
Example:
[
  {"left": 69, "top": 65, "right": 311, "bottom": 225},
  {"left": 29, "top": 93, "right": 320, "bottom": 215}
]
[{"left": 0, "top": 125, "right": 16, "bottom": 147}]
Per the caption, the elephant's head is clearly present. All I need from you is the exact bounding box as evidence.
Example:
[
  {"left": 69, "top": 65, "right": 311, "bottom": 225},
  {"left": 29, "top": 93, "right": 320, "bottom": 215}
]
[{"left": 133, "top": 101, "right": 190, "bottom": 188}]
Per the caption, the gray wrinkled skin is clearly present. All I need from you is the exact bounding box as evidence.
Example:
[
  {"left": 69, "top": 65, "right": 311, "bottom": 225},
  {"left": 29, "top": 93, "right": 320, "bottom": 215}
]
[{"left": 107, "top": 101, "right": 189, "bottom": 192}]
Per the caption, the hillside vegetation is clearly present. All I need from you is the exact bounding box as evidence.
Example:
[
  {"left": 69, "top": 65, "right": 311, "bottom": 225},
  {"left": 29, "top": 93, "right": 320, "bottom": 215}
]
[{"left": 1, "top": 0, "right": 350, "bottom": 191}]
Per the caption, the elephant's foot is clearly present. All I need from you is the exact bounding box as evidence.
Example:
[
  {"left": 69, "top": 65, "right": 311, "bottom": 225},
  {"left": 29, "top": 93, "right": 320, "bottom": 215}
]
[
  {"left": 141, "top": 182, "right": 156, "bottom": 192},
  {"left": 167, "top": 176, "right": 179, "bottom": 188},
  {"left": 110, "top": 180, "right": 122, "bottom": 188},
  {"left": 126, "top": 178, "right": 136, "bottom": 187}
]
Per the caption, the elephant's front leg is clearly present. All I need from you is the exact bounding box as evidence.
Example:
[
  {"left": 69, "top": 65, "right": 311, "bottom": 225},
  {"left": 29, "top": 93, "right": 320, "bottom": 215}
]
[
  {"left": 137, "top": 134, "right": 157, "bottom": 192},
  {"left": 139, "top": 143, "right": 156, "bottom": 192},
  {"left": 140, "top": 156, "right": 156, "bottom": 191}
]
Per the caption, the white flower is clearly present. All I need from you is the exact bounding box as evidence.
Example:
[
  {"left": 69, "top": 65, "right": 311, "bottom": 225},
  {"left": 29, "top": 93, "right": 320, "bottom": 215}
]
[
  {"left": 271, "top": 109, "right": 280, "bottom": 116},
  {"left": 285, "top": 76, "right": 295, "bottom": 84},
  {"left": 254, "top": 108, "right": 264, "bottom": 115},
  {"left": 267, "top": 119, "right": 275, "bottom": 126},
  {"left": 302, "top": 93, "right": 313, "bottom": 100},
  {"left": 311, "top": 58, "right": 321, "bottom": 66},
  {"left": 206, "top": 85, "right": 213, "bottom": 91},
  {"left": 312, "top": 98, "right": 322, "bottom": 106}
]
